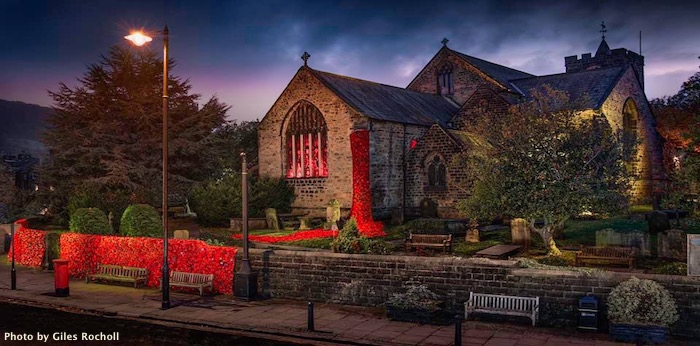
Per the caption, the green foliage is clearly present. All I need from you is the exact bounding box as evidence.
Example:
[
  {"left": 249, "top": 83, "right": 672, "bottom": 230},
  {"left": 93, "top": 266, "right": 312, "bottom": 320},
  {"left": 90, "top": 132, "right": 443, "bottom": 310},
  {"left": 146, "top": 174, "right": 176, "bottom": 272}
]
[
  {"left": 204, "top": 238, "right": 226, "bottom": 246},
  {"left": 69, "top": 208, "right": 111, "bottom": 234},
  {"left": 608, "top": 277, "right": 679, "bottom": 327},
  {"left": 189, "top": 173, "right": 295, "bottom": 226},
  {"left": 120, "top": 204, "right": 162, "bottom": 237},
  {"left": 651, "top": 262, "right": 688, "bottom": 276},
  {"left": 387, "top": 279, "right": 441, "bottom": 312},
  {"left": 210, "top": 121, "right": 259, "bottom": 175},
  {"left": 66, "top": 183, "right": 130, "bottom": 228},
  {"left": 535, "top": 252, "right": 576, "bottom": 267},
  {"left": 330, "top": 218, "right": 387, "bottom": 254}
]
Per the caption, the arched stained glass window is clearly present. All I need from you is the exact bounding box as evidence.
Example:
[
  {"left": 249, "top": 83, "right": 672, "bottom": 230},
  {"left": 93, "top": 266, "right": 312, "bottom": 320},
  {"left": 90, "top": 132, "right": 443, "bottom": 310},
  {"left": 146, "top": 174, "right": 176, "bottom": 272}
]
[
  {"left": 285, "top": 101, "right": 328, "bottom": 178},
  {"left": 427, "top": 155, "right": 446, "bottom": 187},
  {"left": 437, "top": 63, "right": 454, "bottom": 96}
]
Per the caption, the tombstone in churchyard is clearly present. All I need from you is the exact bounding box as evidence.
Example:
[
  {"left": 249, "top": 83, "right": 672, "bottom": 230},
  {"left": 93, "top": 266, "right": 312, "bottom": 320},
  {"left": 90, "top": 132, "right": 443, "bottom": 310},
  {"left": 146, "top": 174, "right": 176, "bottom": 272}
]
[
  {"left": 391, "top": 207, "right": 404, "bottom": 226},
  {"left": 326, "top": 200, "right": 341, "bottom": 230},
  {"left": 419, "top": 198, "right": 438, "bottom": 218},
  {"left": 466, "top": 220, "right": 480, "bottom": 243},
  {"left": 511, "top": 218, "right": 530, "bottom": 250},
  {"left": 689, "top": 235, "right": 700, "bottom": 276},
  {"left": 620, "top": 232, "right": 650, "bottom": 255},
  {"left": 648, "top": 210, "right": 670, "bottom": 234},
  {"left": 596, "top": 229, "right": 623, "bottom": 247},
  {"left": 659, "top": 229, "right": 686, "bottom": 261},
  {"left": 174, "top": 230, "right": 190, "bottom": 240},
  {"left": 299, "top": 217, "right": 311, "bottom": 230},
  {"left": 265, "top": 208, "right": 280, "bottom": 231}
]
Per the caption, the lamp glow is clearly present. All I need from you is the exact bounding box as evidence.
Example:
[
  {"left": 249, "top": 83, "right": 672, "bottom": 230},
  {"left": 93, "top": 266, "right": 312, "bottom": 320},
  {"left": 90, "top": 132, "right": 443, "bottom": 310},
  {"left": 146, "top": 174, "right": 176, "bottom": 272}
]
[{"left": 124, "top": 31, "right": 153, "bottom": 46}]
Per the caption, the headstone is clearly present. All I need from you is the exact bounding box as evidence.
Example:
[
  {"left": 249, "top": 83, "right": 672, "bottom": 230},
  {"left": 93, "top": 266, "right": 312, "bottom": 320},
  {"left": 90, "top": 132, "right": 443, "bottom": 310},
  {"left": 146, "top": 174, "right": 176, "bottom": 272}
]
[
  {"left": 265, "top": 208, "right": 280, "bottom": 231},
  {"left": 689, "top": 235, "right": 700, "bottom": 276},
  {"left": 595, "top": 229, "right": 649, "bottom": 255},
  {"left": 659, "top": 229, "right": 686, "bottom": 261},
  {"left": 648, "top": 210, "right": 670, "bottom": 233},
  {"left": 299, "top": 218, "right": 311, "bottom": 230},
  {"left": 511, "top": 218, "right": 530, "bottom": 250},
  {"left": 174, "top": 230, "right": 189, "bottom": 239},
  {"left": 419, "top": 198, "right": 438, "bottom": 218},
  {"left": 326, "top": 200, "right": 341, "bottom": 230},
  {"left": 596, "top": 229, "right": 622, "bottom": 247},
  {"left": 466, "top": 229, "right": 480, "bottom": 243},
  {"left": 391, "top": 207, "right": 404, "bottom": 226}
]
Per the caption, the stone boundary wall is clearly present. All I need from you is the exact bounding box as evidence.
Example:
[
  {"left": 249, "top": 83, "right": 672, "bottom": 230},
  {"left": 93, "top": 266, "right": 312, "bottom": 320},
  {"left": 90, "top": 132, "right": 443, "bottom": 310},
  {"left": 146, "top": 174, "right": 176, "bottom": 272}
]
[{"left": 239, "top": 249, "right": 700, "bottom": 338}]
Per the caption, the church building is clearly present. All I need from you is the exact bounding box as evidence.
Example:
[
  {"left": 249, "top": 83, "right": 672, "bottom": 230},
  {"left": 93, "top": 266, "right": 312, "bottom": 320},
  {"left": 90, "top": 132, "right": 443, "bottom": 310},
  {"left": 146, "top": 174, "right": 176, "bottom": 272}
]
[{"left": 258, "top": 35, "right": 665, "bottom": 219}]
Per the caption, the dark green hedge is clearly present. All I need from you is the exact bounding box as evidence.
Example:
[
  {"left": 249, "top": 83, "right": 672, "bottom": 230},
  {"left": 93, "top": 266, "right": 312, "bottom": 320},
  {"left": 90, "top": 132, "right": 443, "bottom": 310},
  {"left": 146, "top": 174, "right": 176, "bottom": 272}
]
[
  {"left": 120, "top": 204, "right": 162, "bottom": 237},
  {"left": 69, "top": 208, "right": 111, "bottom": 234}
]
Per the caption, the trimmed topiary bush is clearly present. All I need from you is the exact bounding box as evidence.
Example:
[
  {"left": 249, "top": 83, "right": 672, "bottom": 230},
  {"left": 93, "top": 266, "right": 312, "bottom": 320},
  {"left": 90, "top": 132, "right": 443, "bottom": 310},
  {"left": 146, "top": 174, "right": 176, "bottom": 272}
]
[
  {"left": 120, "top": 204, "right": 162, "bottom": 237},
  {"left": 69, "top": 208, "right": 111, "bottom": 235},
  {"left": 608, "top": 276, "right": 679, "bottom": 327}
]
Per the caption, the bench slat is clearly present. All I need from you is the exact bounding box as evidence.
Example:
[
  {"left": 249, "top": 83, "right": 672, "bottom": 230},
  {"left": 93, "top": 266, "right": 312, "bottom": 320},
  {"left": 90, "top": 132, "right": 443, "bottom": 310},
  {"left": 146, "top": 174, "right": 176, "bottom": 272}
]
[{"left": 465, "top": 292, "right": 539, "bottom": 326}]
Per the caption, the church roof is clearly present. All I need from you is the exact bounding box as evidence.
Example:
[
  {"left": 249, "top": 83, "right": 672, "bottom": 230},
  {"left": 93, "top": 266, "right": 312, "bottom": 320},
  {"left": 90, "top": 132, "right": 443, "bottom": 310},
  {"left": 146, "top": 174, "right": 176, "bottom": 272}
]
[
  {"left": 309, "top": 68, "right": 459, "bottom": 126},
  {"left": 451, "top": 50, "right": 534, "bottom": 90},
  {"left": 509, "top": 66, "right": 626, "bottom": 109}
]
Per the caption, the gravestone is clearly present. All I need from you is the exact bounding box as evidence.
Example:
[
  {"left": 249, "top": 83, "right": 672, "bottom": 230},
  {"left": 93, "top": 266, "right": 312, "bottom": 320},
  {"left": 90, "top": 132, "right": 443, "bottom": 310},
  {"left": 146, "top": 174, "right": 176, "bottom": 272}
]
[
  {"left": 659, "top": 229, "right": 686, "bottom": 261},
  {"left": 391, "top": 207, "right": 404, "bottom": 226},
  {"left": 174, "top": 230, "right": 189, "bottom": 239},
  {"left": 648, "top": 211, "right": 670, "bottom": 233},
  {"left": 596, "top": 229, "right": 622, "bottom": 247},
  {"left": 466, "top": 229, "right": 480, "bottom": 243},
  {"left": 689, "top": 235, "right": 700, "bottom": 276},
  {"left": 595, "top": 229, "right": 650, "bottom": 255},
  {"left": 511, "top": 218, "right": 530, "bottom": 250},
  {"left": 265, "top": 208, "right": 280, "bottom": 231},
  {"left": 326, "top": 200, "right": 341, "bottom": 231},
  {"left": 299, "top": 218, "right": 311, "bottom": 230},
  {"left": 419, "top": 198, "right": 438, "bottom": 218}
]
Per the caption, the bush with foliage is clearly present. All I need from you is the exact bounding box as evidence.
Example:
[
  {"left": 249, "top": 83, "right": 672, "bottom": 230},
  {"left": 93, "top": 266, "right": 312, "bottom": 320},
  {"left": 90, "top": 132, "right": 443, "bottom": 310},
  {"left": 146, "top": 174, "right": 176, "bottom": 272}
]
[
  {"left": 189, "top": 173, "right": 295, "bottom": 226},
  {"left": 67, "top": 184, "right": 131, "bottom": 228},
  {"left": 387, "top": 279, "right": 441, "bottom": 312},
  {"left": 69, "top": 208, "right": 111, "bottom": 234},
  {"left": 607, "top": 277, "right": 679, "bottom": 327},
  {"left": 120, "top": 204, "right": 162, "bottom": 237},
  {"left": 651, "top": 262, "right": 688, "bottom": 276},
  {"left": 330, "top": 218, "right": 388, "bottom": 254}
]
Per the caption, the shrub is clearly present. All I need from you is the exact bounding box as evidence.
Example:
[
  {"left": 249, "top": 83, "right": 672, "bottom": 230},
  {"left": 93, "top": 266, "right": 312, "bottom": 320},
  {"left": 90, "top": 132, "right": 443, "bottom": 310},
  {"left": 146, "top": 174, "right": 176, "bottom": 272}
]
[
  {"left": 607, "top": 277, "right": 679, "bottom": 327},
  {"left": 651, "top": 262, "right": 688, "bottom": 276},
  {"left": 387, "top": 279, "right": 441, "bottom": 312},
  {"left": 189, "top": 173, "right": 295, "bottom": 226},
  {"left": 69, "top": 208, "right": 111, "bottom": 234},
  {"left": 120, "top": 204, "right": 162, "bottom": 237},
  {"left": 331, "top": 218, "right": 387, "bottom": 254},
  {"left": 67, "top": 184, "right": 131, "bottom": 229}
]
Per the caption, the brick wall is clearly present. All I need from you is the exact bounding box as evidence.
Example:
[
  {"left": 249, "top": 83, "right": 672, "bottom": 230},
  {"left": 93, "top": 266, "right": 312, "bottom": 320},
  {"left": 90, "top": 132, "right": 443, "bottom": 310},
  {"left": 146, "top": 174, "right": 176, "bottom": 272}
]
[{"left": 240, "top": 249, "right": 700, "bottom": 338}]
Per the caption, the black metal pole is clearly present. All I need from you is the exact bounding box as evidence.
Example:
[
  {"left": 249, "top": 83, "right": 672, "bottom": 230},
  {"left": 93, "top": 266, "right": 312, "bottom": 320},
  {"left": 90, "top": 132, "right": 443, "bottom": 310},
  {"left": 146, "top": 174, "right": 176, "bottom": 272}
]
[
  {"left": 161, "top": 25, "right": 170, "bottom": 310},
  {"left": 10, "top": 221, "right": 16, "bottom": 290},
  {"left": 307, "top": 301, "right": 315, "bottom": 331},
  {"left": 454, "top": 314, "right": 462, "bottom": 346},
  {"left": 233, "top": 152, "right": 257, "bottom": 300}
]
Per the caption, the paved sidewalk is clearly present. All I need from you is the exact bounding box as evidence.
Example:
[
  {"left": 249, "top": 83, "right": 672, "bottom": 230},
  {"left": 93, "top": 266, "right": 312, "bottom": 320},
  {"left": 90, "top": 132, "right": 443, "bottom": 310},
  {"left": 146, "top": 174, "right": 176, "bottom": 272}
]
[{"left": 0, "top": 261, "right": 682, "bottom": 346}]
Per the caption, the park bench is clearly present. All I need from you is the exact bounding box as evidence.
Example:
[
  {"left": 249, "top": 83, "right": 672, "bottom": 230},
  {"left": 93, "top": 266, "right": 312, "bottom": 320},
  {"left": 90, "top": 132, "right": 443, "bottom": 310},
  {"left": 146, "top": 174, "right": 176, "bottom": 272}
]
[
  {"left": 465, "top": 292, "right": 539, "bottom": 326},
  {"left": 575, "top": 246, "right": 637, "bottom": 269},
  {"left": 85, "top": 264, "right": 148, "bottom": 288},
  {"left": 168, "top": 271, "right": 214, "bottom": 296},
  {"left": 405, "top": 233, "right": 453, "bottom": 253}
]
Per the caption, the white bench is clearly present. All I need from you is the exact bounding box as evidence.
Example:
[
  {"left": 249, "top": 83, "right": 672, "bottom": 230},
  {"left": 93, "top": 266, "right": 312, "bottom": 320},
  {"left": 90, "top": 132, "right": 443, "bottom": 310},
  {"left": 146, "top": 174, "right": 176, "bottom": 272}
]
[
  {"left": 168, "top": 271, "right": 214, "bottom": 296},
  {"left": 464, "top": 292, "right": 539, "bottom": 326}
]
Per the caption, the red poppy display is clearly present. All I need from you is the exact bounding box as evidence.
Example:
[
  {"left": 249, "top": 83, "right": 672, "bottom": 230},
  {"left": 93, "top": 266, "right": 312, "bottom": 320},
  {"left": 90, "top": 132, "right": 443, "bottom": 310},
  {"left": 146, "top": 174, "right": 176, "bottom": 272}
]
[{"left": 350, "top": 130, "right": 386, "bottom": 237}]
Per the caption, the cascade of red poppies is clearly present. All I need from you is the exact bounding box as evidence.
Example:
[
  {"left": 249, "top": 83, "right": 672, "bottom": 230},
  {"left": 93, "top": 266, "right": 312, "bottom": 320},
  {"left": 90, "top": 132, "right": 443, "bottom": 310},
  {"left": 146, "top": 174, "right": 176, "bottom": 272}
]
[{"left": 349, "top": 130, "right": 386, "bottom": 237}]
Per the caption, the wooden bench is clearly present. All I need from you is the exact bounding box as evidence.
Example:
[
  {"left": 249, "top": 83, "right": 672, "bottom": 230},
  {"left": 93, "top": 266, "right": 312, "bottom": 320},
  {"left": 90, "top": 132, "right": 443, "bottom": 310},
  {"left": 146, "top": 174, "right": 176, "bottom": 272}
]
[
  {"left": 86, "top": 264, "right": 148, "bottom": 288},
  {"left": 405, "top": 233, "right": 453, "bottom": 253},
  {"left": 168, "top": 271, "right": 214, "bottom": 296},
  {"left": 575, "top": 246, "right": 637, "bottom": 269},
  {"left": 465, "top": 292, "right": 539, "bottom": 326}
]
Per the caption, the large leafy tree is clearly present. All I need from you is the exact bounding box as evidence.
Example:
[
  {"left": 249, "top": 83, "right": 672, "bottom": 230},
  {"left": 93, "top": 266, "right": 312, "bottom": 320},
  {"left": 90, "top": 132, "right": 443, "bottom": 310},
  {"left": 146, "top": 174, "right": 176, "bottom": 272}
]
[
  {"left": 458, "top": 87, "right": 633, "bottom": 255},
  {"left": 209, "top": 120, "right": 259, "bottom": 175},
  {"left": 42, "top": 46, "right": 229, "bottom": 217}
]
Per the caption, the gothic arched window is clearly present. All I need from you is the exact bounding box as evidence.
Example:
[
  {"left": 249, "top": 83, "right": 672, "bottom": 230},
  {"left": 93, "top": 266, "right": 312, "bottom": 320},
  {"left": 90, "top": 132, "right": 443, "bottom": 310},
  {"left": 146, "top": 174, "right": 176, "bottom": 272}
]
[
  {"left": 427, "top": 155, "right": 446, "bottom": 187},
  {"left": 622, "top": 98, "right": 639, "bottom": 154},
  {"left": 437, "top": 64, "right": 454, "bottom": 96},
  {"left": 285, "top": 101, "right": 328, "bottom": 178}
]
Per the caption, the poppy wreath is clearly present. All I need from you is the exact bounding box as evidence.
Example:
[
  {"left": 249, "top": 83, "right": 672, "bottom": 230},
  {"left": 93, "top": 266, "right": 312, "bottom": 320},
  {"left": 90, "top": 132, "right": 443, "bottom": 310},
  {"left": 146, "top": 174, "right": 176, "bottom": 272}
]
[
  {"left": 59, "top": 233, "right": 237, "bottom": 294},
  {"left": 349, "top": 130, "right": 386, "bottom": 237},
  {"left": 6, "top": 220, "right": 46, "bottom": 268},
  {"left": 232, "top": 229, "right": 338, "bottom": 243}
]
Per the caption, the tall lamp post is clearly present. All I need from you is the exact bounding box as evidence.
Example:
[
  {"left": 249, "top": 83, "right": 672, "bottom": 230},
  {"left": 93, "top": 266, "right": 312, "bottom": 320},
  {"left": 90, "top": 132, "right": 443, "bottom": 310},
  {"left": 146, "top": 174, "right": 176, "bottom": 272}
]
[
  {"left": 125, "top": 27, "right": 171, "bottom": 309},
  {"left": 10, "top": 221, "right": 16, "bottom": 290},
  {"left": 234, "top": 152, "right": 257, "bottom": 300}
]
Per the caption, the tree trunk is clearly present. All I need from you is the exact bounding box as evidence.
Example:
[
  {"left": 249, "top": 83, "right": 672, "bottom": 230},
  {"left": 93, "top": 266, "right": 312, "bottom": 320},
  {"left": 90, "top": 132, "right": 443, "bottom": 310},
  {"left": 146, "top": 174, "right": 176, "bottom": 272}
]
[{"left": 529, "top": 220, "right": 562, "bottom": 256}]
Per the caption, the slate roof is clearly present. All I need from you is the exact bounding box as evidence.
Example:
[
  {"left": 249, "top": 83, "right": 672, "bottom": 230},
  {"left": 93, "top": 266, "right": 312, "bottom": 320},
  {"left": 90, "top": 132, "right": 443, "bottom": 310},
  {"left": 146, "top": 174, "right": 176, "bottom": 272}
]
[
  {"left": 451, "top": 50, "right": 534, "bottom": 89},
  {"left": 310, "top": 68, "right": 460, "bottom": 126},
  {"left": 509, "top": 66, "right": 626, "bottom": 109}
]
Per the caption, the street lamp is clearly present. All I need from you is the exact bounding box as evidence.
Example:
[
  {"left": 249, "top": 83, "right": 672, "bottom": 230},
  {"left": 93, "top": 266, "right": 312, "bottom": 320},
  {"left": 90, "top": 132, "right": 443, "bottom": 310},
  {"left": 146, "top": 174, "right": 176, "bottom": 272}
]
[
  {"left": 125, "top": 26, "right": 171, "bottom": 310},
  {"left": 10, "top": 221, "right": 16, "bottom": 290},
  {"left": 234, "top": 152, "right": 257, "bottom": 300}
]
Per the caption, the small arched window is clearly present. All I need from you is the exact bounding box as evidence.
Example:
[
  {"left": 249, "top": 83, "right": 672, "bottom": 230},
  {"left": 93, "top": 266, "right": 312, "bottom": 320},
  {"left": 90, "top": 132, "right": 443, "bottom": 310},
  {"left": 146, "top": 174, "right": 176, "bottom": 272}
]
[
  {"left": 437, "top": 63, "right": 454, "bottom": 96},
  {"left": 427, "top": 156, "right": 446, "bottom": 187},
  {"left": 285, "top": 101, "right": 328, "bottom": 178},
  {"left": 622, "top": 98, "right": 639, "bottom": 154}
]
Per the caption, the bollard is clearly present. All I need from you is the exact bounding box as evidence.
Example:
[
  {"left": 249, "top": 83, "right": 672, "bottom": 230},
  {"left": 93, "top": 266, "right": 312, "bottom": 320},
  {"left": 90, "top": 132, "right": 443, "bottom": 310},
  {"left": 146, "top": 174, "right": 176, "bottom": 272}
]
[
  {"left": 307, "top": 301, "right": 315, "bottom": 331},
  {"left": 454, "top": 314, "right": 463, "bottom": 346}
]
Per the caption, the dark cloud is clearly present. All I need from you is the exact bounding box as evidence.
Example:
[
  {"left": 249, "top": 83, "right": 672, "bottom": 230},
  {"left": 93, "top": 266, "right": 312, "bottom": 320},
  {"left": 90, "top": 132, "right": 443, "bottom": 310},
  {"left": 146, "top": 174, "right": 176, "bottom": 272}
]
[{"left": 1, "top": 0, "right": 698, "bottom": 121}]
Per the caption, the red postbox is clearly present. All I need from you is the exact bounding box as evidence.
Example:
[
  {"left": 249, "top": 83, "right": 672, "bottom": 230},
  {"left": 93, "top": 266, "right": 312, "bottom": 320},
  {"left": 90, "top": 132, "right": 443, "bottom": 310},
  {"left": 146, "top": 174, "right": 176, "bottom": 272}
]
[{"left": 53, "top": 259, "right": 69, "bottom": 297}]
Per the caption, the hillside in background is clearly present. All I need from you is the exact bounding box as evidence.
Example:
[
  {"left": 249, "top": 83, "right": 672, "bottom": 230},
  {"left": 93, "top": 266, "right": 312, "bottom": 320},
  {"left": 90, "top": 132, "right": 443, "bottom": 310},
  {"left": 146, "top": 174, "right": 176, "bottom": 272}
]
[{"left": 0, "top": 99, "right": 51, "bottom": 158}]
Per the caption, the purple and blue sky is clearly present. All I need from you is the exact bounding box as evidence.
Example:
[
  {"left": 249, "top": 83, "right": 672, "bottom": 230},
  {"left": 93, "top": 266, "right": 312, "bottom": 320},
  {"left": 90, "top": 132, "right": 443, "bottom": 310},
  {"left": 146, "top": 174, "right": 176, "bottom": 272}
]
[{"left": 1, "top": 0, "right": 698, "bottom": 121}]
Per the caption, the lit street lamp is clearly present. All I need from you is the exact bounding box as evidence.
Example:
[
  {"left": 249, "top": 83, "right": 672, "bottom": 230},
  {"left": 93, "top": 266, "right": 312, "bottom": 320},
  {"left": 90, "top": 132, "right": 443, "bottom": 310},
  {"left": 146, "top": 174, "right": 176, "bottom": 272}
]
[
  {"left": 234, "top": 152, "right": 257, "bottom": 300},
  {"left": 125, "top": 26, "right": 171, "bottom": 310}
]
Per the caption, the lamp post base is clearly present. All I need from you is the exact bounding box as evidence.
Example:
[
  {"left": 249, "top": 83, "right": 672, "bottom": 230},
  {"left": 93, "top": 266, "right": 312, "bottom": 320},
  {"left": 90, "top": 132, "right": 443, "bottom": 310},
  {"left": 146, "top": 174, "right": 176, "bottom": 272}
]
[{"left": 233, "top": 271, "right": 258, "bottom": 301}]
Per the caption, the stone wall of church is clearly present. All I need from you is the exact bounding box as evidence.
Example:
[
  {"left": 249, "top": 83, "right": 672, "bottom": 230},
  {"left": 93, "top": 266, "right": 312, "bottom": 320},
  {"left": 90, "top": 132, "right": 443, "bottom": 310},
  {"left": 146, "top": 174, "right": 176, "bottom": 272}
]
[
  {"left": 407, "top": 48, "right": 500, "bottom": 105},
  {"left": 405, "top": 126, "right": 469, "bottom": 218},
  {"left": 449, "top": 85, "right": 513, "bottom": 130},
  {"left": 258, "top": 67, "right": 366, "bottom": 216},
  {"left": 368, "top": 122, "right": 426, "bottom": 219},
  {"left": 600, "top": 67, "right": 666, "bottom": 204}
]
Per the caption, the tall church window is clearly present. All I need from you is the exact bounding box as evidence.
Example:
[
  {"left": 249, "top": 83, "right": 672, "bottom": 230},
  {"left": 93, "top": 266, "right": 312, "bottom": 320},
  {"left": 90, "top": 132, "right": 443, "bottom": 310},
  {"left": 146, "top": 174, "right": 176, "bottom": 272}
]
[
  {"left": 285, "top": 101, "right": 328, "bottom": 178},
  {"left": 437, "top": 64, "right": 454, "bottom": 95},
  {"left": 427, "top": 155, "right": 446, "bottom": 187},
  {"left": 622, "top": 98, "right": 638, "bottom": 154}
]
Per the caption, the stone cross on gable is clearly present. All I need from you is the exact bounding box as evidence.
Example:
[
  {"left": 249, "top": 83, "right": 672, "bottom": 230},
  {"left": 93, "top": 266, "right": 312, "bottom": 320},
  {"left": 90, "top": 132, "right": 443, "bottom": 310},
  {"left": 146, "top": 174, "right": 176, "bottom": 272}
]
[
  {"left": 301, "top": 51, "right": 310, "bottom": 66},
  {"left": 441, "top": 37, "right": 449, "bottom": 46},
  {"left": 600, "top": 21, "right": 607, "bottom": 40}
]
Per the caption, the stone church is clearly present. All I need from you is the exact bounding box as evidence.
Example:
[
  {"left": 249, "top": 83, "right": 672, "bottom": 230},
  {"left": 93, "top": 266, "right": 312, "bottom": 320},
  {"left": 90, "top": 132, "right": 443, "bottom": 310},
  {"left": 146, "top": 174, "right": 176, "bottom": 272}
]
[{"left": 258, "top": 37, "right": 665, "bottom": 219}]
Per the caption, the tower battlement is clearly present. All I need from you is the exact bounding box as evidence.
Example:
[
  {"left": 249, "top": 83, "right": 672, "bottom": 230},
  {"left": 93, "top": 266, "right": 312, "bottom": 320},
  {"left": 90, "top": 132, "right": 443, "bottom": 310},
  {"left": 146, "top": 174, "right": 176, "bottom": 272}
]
[{"left": 565, "top": 42, "right": 645, "bottom": 89}]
